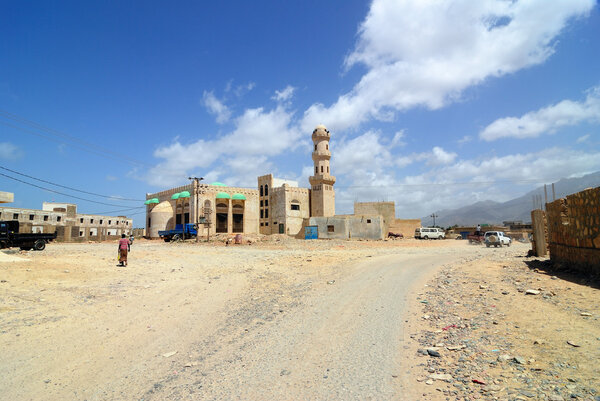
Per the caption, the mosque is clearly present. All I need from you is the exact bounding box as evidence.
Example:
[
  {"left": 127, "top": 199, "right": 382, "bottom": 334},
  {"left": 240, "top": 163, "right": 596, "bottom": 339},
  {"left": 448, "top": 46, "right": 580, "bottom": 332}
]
[{"left": 145, "top": 125, "right": 420, "bottom": 240}]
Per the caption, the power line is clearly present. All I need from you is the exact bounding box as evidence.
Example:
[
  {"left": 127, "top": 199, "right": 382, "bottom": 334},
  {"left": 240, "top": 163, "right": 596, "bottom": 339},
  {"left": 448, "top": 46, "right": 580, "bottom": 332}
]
[
  {"left": 90, "top": 206, "right": 146, "bottom": 215},
  {"left": 335, "top": 178, "right": 551, "bottom": 189},
  {"left": 0, "top": 165, "right": 143, "bottom": 201},
  {"left": 0, "top": 110, "right": 152, "bottom": 168},
  {"left": 0, "top": 172, "right": 142, "bottom": 207}
]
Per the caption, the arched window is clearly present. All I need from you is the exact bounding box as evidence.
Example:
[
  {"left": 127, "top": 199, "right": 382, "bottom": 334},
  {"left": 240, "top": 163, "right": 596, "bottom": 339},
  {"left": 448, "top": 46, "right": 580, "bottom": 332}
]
[
  {"left": 264, "top": 184, "right": 269, "bottom": 196},
  {"left": 315, "top": 166, "right": 318, "bottom": 174},
  {"left": 327, "top": 166, "right": 329, "bottom": 173},
  {"left": 326, "top": 144, "right": 329, "bottom": 150},
  {"left": 314, "top": 144, "right": 317, "bottom": 151},
  {"left": 321, "top": 166, "right": 324, "bottom": 173},
  {"left": 260, "top": 185, "right": 263, "bottom": 196}
]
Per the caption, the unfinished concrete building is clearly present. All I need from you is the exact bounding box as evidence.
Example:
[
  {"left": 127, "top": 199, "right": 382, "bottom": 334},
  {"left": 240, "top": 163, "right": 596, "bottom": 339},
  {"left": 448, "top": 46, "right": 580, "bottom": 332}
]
[{"left": 0, "top": 202, "right": 132, "bottom": 241}]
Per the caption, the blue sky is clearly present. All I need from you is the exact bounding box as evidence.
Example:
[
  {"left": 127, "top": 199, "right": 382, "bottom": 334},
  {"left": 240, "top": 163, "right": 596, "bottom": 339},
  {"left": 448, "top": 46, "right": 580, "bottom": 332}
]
[{"left": 1, "top": 0, "right": 599, "bottom": 226}]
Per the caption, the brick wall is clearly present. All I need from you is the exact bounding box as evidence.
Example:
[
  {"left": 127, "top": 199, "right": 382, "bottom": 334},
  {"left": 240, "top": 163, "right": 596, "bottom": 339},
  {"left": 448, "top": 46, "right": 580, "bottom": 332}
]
[{"left": 546, "top": 187, "right": 600, "bottom": 273}]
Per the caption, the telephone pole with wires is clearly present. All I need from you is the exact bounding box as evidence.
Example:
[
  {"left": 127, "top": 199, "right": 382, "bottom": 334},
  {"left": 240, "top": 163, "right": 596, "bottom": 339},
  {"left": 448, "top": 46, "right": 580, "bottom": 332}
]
[{"left": 430, "top": 213, "right": 439, "bottom": 227}]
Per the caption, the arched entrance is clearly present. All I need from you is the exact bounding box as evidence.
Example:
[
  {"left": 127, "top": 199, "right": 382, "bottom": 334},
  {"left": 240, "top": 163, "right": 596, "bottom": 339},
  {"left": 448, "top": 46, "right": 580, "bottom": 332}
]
[
  {"left": 216, "top": 202, "right": 228, "bottom": 233},
  {"left": 232, "top": 203, "right": 244, "bottom": 233}
]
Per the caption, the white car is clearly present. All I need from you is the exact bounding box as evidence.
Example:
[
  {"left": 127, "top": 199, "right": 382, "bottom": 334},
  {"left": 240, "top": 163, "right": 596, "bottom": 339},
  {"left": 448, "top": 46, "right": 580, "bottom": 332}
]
[
  {"left": 415, "top": 227, "right": 445, "bottom": 240},
  {"left": 484, "top": 231, "right": 511, "bottom": 247}
]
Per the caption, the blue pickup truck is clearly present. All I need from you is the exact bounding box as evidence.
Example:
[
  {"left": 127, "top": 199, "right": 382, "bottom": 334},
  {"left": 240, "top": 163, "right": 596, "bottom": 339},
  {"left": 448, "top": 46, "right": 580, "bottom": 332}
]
[{"left": 158, "top": 223, "right": 198, "bottom": 242}]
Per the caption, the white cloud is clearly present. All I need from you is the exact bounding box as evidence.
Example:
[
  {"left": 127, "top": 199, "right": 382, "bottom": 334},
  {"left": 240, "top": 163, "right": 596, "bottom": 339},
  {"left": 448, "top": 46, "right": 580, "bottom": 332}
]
[
  {"left": 335, "top": 146, "right": 600, "bottom": 219},
  {"left": 480, "top": 86, "right": 600, "bottom": 141},
  {"left": 0, "top": 142, "right": 23, "bottom": 160},
  {"left": 576, "top": 134, "right": 590, "bottom": 143},
  {"left": 203, "top": 91, "right": 231, "bottom": 124},
  {"left": 390, "top": 130, "right": 406, "bottom": 147},
  {"left": 457, "top": 135, "right": 472, "bottom": 144},
  {"left": 146, "top": 106, "right": 300, "bottom": 187},
  {"left": 272, "top": 85, "right": 296, "bottom": 102},
  {"left": 301, "top": 0, "right": 595, "bottom": 132}
]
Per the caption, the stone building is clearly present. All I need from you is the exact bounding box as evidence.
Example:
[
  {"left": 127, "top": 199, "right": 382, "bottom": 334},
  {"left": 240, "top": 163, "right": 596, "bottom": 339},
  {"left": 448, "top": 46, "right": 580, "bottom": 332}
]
[
  {"left": 0, "top": 202, "right": 132, "bottom": 241},
  {"left": 145, "top": 124, "right": 415, "bottom": 240}
]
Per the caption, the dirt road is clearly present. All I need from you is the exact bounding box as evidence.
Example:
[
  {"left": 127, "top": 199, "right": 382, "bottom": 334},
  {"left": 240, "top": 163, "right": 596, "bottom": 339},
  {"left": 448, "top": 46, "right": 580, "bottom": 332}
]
[
  {"left": 4, "top": 239, "right": 587, "bottom": 401},
  {"left": 148, "top": 252, "right": 457, "bottom": 400}
]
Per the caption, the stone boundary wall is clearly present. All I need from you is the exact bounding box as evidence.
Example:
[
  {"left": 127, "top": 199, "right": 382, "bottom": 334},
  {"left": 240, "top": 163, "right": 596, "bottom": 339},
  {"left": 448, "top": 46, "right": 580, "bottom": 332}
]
[{"left": 546, "top": 187, "right": 600, "bottom": 274}]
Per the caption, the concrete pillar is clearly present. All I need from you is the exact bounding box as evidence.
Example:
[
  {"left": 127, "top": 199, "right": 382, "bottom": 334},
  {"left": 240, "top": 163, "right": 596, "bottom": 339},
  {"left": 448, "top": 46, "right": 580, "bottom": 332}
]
[
  {"left": 227, "top": 198, "right": 233, "bottom": 234},
  {"left": 531, "top": 209, "right": 547, "bottom": 257}
]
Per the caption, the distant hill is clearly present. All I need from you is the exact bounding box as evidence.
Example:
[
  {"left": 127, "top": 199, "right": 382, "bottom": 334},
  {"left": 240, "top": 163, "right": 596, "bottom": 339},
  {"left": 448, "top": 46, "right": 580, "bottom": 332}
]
[{"left": 423, "top": 171, "right": 600, "bottom": 227}]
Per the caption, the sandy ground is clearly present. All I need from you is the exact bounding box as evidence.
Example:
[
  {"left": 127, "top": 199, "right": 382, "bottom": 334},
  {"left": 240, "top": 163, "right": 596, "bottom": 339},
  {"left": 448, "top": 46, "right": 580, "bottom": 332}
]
[{"left": 0, "top": 238, "right": 597, "bottom": 400}]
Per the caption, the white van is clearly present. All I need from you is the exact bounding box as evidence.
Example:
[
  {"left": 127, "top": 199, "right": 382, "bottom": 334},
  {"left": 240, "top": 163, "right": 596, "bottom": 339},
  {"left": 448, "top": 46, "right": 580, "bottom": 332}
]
[{"left": 415, "top": 227, "right": 445, "bottom": 240}]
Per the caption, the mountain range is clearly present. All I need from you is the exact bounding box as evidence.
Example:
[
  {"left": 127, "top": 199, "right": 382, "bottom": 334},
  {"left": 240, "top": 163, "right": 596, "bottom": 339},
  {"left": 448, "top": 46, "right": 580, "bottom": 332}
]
[{"left": 422, "top": 171, "right": 600, "bottom": 227}]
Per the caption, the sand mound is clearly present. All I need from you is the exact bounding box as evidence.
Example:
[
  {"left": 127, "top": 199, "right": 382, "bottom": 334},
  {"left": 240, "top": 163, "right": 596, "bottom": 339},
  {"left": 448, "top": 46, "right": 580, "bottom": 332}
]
[{"left": 0, "top": 251, "right": 27, "bottom": 263}]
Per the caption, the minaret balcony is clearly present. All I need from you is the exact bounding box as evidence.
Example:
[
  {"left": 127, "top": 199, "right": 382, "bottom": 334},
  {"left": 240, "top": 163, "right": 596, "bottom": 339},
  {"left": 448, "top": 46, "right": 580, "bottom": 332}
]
[{"left": 309, "top": 174, "right": 336, "bottom": 186}]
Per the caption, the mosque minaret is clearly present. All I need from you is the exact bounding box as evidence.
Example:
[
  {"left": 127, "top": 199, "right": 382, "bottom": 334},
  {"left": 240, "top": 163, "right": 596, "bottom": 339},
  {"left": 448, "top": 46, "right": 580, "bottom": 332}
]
[{"left": 308, "top": 124, "right": 336, "bottom": 217}]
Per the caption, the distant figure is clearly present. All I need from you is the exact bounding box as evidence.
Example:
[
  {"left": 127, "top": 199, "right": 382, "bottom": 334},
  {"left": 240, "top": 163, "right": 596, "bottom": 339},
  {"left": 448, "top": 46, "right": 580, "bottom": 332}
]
[
  {"left": 476, "top": 224, "right": 481, "bottom": 234},
  {"left": 129, "top": 234, "right": 134, "bottom": 245},
  {"left": 118, "top": 234, "right": 131, "bottom": 267}
]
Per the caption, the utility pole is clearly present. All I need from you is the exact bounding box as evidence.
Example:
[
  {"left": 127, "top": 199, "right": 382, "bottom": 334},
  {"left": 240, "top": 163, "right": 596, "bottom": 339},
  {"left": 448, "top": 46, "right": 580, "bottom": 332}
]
[
  {"left": 188, "top": 176, "right": 204, "bottom": 243},
  {"left": 430, "top": 213, "right": 438, "bottom": 227}
]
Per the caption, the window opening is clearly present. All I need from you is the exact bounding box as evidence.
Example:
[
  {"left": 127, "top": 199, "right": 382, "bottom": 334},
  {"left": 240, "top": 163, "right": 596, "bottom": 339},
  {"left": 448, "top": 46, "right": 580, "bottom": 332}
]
[
  {"left": 291, "top": 204, "right": 300, "bottom": 211},
  {"left": 327, "top": 225, "right": 334, "bottom": 233},
  {"left": 264, "top": 184, "right": 268, "bottom": 196},
  {"left": 43, "top": 215, "right": 48, "bottom": 221},
  {"left": 57, "top": 216, "right": 61, "bottom": 222},
  {"left": 13, "top": 213, "right": 18, "bottom": 219},
  {"left": 29, "top": 214, "right": 34, "bottom": 220}
]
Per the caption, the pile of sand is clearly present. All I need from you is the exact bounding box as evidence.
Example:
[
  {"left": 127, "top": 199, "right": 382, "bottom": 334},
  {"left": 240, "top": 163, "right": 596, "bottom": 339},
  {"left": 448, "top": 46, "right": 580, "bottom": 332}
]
[{"left": 0, "top": 251, "right": 27, "bottom": 263}]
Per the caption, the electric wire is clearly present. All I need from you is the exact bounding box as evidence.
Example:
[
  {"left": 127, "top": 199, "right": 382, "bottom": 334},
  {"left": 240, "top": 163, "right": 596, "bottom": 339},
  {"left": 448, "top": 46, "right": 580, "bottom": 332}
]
[
  {"left": 90, "top": 206, "right": 146, "bottom": 215},
  {"left": 0, "top": 110, "right": 152, "bottom": 168},
  {"left": 0, "top": 166, "right": 143, "bottom": 201},
  {"left": 0, "top": 172, "right": 143, "bottom": 208}
]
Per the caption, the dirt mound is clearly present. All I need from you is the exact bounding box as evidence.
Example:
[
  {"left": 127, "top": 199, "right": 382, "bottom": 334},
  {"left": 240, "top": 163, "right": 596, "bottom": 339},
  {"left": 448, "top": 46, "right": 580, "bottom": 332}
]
[{"left": 0, "top": 251, "right": 27, "bottom": 263}]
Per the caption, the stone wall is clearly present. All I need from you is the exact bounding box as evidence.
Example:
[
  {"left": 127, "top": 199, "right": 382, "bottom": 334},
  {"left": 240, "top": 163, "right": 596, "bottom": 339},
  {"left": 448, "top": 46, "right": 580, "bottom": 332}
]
[
  {"left": 389, "top": 219, "right": 421, "bottom": 237},
  {"left": 546, "top": 187, "right": 600, "bottom": 273},
  {"left": 354, "top": 202, "right": 395, "bottom": 233}
]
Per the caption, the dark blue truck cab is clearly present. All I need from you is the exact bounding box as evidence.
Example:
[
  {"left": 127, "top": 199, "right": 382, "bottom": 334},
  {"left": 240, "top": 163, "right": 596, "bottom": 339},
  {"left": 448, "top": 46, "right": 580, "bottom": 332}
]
[{"left": 158, "top": 223, "right": 198, "bottom": 242}]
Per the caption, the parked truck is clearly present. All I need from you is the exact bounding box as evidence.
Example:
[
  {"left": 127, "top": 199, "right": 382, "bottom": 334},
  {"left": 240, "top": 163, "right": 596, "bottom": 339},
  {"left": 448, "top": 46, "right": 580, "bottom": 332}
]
[
  {"left": 158, "top": 223, "right": 198, "bottom": 242},
  {"left": 467, "top": 231, "right": 486, "bottom": 244},
  {"left": 0, "top": 221, "right": 57, "bottom": 251}
]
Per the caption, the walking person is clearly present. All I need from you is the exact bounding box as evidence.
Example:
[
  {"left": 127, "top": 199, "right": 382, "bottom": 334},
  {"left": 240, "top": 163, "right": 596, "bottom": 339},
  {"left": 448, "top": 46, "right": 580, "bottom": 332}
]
[{"left": 118, "top": 233, "right": 131, "bottom": 267}]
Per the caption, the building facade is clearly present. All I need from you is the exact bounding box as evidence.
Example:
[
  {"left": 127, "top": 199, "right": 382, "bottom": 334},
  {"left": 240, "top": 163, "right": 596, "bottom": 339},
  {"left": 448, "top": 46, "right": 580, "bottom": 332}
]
[
  {"left": 0, "top": 202, "right": 132, "bottom": 241},
  {"left": 146, "top": 125, "right": 337, "bottom": 238}
]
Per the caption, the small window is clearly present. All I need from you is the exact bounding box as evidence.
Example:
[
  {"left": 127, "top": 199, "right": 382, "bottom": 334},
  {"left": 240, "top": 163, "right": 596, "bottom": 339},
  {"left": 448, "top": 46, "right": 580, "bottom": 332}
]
[
  {"left": 260, "top": 209, "right": 264, "bottom": 218},
  {"left": 29, "top": 214, "right": 34, "bottom": 220},
  {"left": 90, "top": 218, "right": 94, "bottom": 224},
  {"left": 314, "top": 144, "right": 317, "bottom": 151},
  {"left": 265, "top": 222, "right": 269, "bottom": 226},
  {"left": 367, "top": 219, "right": 371, "bottom": 223},
  {"left": 265, "top": 199, "right": 268, "bottom": 206},
  {"left": 315, "top": 166, "right": 318, "bottom": 174},
  {"left": 265, "top": 209, "right": 269, "bottom": 218},
  {"left": 260, "top": 185, "right": 264, "bottom": 196},
  {"left": 291, "top": 204, "right": 300, "bottom": 211},
  {"left": 126, "top": 222, "right": 129, "bottom": 225},
  {"left": 13, "top": 213, "right": 19, "bottom": 219},
  {"left": 43, "top": 215, "right": 48, "bottom": 221},
  {"left": 57, "top": 216, "right": 61, "bottom": 222},
  {"left": 79, "top": 231, "right": 84, "bottom": 237},
  {"left": 80, "top": 218, "right": 84, "bottom": 223},
  {"left": 108, "top": 220, "right": 112, "bottom": 225},
  {"left": 321, "top": 166, "right": 324, "bottom": 173},
  {"left": 100, "top": 219, "right": 103, "bottom": 224},
  {"left": 326, "top": 144, "right": 329, "bottom": 150},
  {"left": 148, "top": 218, "right": 151, "bottom": 227},
  {"left": 90, "top": 231, "right": 94, "bottom": 236},
  {"left": 327, "top": 225, "right": 334, "bottom": 233},
  {"left": 264, "top": 184, "right": 268, "bottom": 196},
  {"left": 327, "top": 166, "right": 329, "bottom": 173},
  {"left": 260, "top": 223, "right": 264, "bottom": 226},
  {"left": 260, "top": 200, "right": 263, "bottom": 206},
  {"left": 273, "top": 221, "right": 277, "bottom": 225}
]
